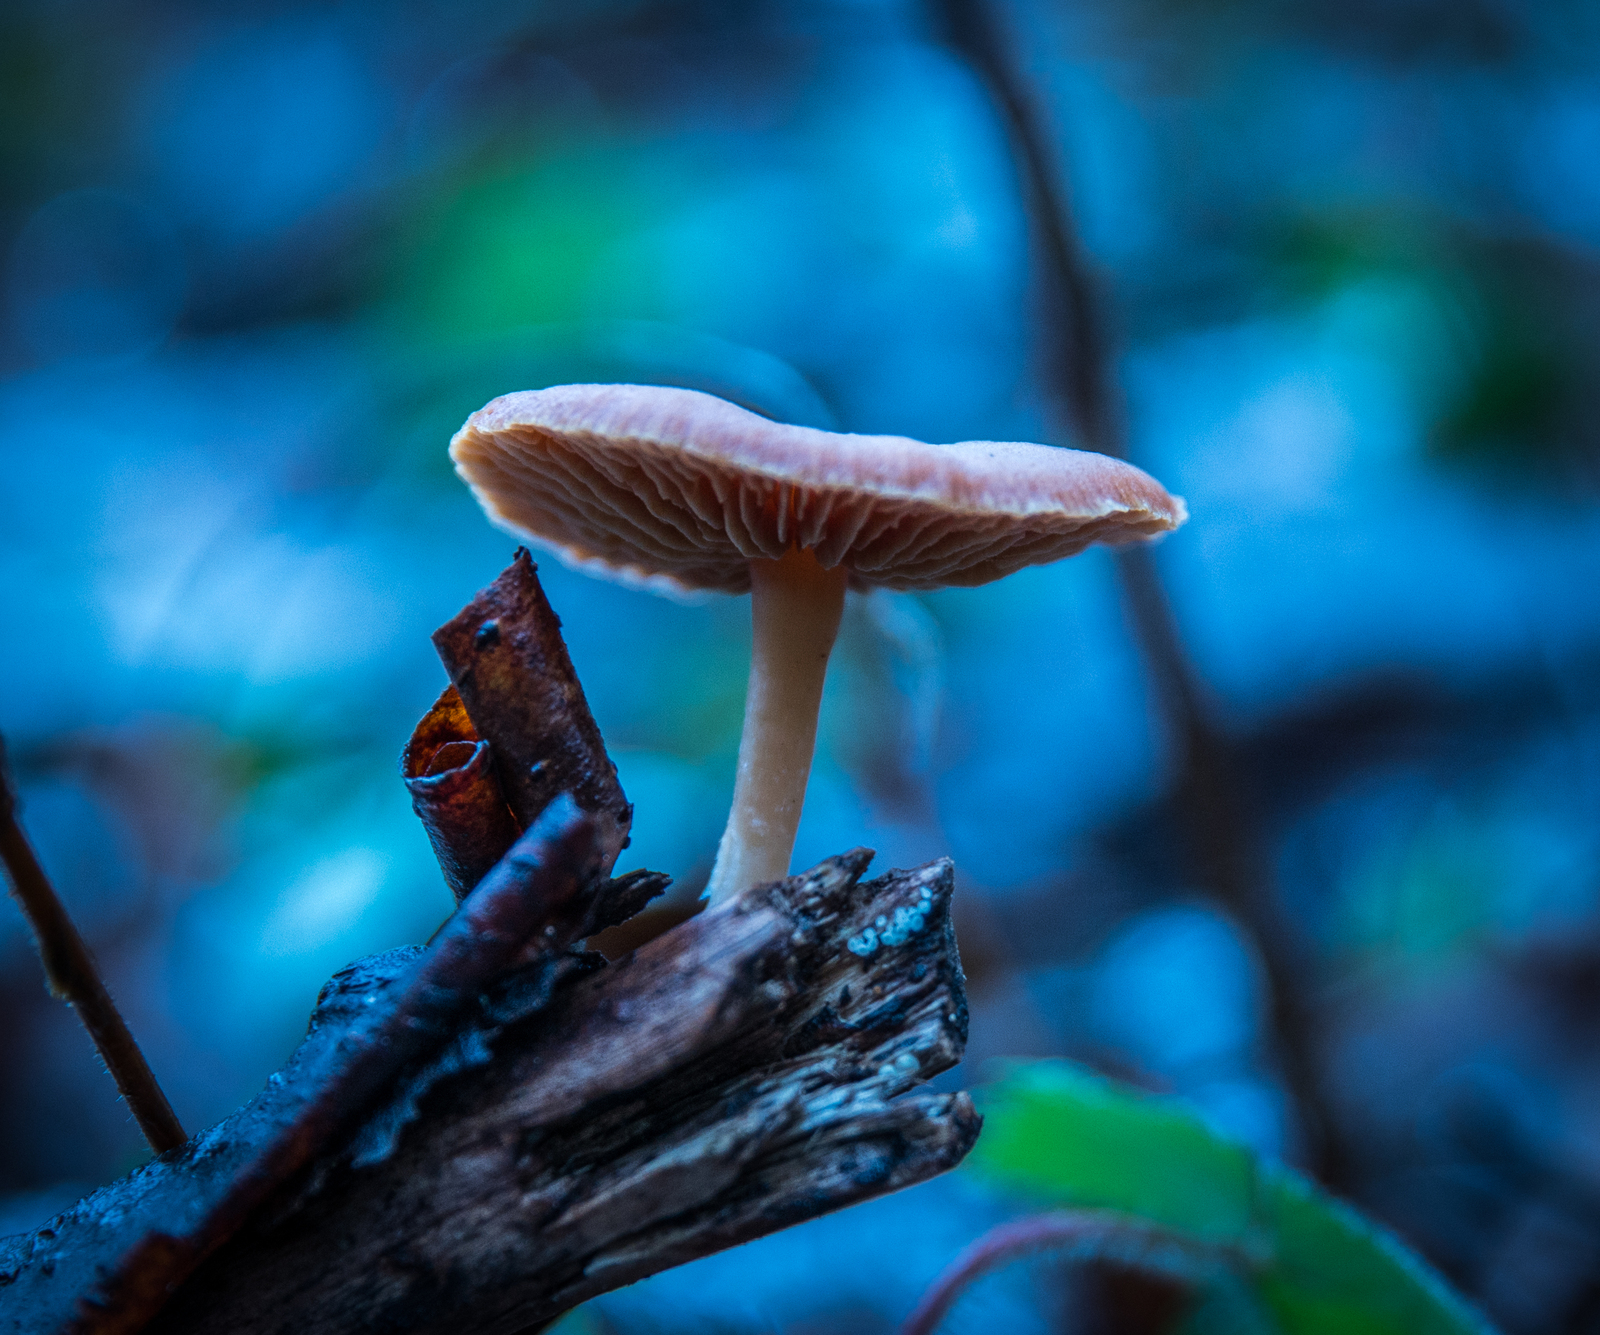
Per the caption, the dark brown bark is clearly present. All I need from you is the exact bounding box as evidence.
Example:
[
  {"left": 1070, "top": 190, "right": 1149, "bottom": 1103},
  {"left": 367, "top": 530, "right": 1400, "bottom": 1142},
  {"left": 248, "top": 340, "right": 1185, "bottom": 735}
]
[
  {"left": 0, "top": 803, "right": 663, "bottom": 1335},
  {"left": 433, "top": 551, "right": 632, "bottom": 876},
  {"left": 1, "top": 850, "right": 975, "bottom": 1335}
]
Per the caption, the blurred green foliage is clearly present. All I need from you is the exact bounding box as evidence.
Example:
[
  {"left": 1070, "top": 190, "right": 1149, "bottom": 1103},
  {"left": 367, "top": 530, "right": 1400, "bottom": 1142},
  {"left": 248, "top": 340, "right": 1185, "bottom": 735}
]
[
  {"left": 1272, "top": 207, "right": 1600, "bottom": 485},
  {"left": 971, "top": 1061, "right": 1494, "bottom": 1335},
  {"left": 400, "top": 146, "right": 665, "bottom": 337}
]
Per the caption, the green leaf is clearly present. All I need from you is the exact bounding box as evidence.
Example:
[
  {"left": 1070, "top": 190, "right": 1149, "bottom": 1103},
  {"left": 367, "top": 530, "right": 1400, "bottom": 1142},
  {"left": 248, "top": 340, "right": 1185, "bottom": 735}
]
[
  {"left": 969, "top": 1061, "right": 1494, "bottom": 1335},
  {"left": 971, "top": 1060, "right": 1262, "bottom": 1247}
]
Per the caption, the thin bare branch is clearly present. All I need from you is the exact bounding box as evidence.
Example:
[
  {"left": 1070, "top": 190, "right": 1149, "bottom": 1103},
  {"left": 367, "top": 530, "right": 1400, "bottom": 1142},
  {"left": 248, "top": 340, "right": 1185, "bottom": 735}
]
[
  {"left": 900, "top": 1210, "right": 1228, "bottom": 1335},
  {"left": 0, "top": 732, "right": 186, "bottom": 1156}
]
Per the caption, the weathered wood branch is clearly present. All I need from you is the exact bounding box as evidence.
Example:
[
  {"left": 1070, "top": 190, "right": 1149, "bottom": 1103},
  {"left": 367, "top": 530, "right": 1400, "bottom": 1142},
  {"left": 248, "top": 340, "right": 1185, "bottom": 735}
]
[
  {"left": 152, "top": 850, "right": 974, "bottom": 1335},
  {"left": 3, "top": 555, "right": 975, "bottom": 1334},
  {"left": 0, "top": 802, "right": 663, "bottom": 1335},
  {"left": 1, "top": 850, "right": 975, "bottom": 1335}
]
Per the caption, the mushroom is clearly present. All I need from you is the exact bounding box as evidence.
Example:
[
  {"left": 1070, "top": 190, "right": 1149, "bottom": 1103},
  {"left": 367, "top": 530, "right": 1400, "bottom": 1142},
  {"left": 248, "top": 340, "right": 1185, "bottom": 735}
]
[{"left": 451, "top": 384, "right": 1186, "bottom": 905}]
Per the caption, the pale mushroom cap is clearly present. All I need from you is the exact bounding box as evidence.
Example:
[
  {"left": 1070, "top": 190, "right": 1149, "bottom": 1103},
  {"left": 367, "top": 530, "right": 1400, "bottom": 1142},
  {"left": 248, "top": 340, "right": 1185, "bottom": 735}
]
[{"left": 451, "top": 383, "right": 1188, "bottom": 595}]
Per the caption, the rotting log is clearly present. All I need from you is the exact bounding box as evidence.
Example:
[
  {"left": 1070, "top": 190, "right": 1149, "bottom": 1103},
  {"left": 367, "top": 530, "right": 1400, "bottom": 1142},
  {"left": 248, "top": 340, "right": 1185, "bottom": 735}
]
[{"left": 1, "top": 850, "right": 976, "bottom": 1335}]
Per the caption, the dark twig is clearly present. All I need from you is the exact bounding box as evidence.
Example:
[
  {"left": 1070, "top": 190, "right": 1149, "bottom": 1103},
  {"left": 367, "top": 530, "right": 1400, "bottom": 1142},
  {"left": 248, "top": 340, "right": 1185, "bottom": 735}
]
[
  {"left": 932, "top": 0, "right": 1348, "bottom": 1183},
  {"left": 900, "top": 1211, "right": 1227, "bottom": 1335},
  {"left": 0, "top": 733, "right": 186, "bottom": 1156},
  {"left": 22, "top": 799, "right": 608, "bottom": 1335}
]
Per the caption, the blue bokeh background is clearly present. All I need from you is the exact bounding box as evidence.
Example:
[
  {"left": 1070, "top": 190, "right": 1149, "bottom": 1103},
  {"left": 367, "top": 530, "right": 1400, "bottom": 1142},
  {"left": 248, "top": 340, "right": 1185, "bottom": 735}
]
[{"left": 3, "top": 1, "right": 1599, "bottom": 1330}]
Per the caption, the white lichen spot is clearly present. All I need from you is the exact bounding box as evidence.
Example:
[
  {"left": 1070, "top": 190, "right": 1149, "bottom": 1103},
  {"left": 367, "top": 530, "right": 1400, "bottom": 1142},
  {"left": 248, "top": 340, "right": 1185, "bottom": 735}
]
[
  {"left": 880, "top": 903, "right": 931, "bottom": 947},
  {"left": 847, "top": 927, "right": 880, "bottom": 956}
]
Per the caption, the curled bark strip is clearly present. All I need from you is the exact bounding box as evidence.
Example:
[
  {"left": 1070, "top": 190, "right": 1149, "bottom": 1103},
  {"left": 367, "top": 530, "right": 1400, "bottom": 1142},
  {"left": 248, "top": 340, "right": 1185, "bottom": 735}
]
[
  {"left": 402, "top": 685, "right": 522, "bottom": 903},
  {"left": 900, "top": 1210, "right": 1229, "bottom": 1335},
  {"left": 0, "top": 734, "right": 186, "bottom": 1156},
  {"left": 0, "top": 801, "right": 604, "bottom": 1335},
  {"left": 433, "top": 550, "right": 632, "bottom": 876}
]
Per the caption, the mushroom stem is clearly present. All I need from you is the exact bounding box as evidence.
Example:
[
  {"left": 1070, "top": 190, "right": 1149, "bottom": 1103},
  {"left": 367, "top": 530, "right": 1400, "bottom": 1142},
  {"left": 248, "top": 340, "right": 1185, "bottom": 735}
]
[{"left": 706, "top": 546, "right": 848, "bottom": 905}]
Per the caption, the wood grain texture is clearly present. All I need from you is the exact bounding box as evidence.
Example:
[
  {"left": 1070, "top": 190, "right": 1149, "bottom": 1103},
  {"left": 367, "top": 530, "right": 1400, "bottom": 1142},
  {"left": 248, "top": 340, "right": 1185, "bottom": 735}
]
[
  {"left": 147, "top": 850, "right": 976, "bottom": 1335},
  {"left": 0, "top": 807, "right": 658, "bottom": 1335}
]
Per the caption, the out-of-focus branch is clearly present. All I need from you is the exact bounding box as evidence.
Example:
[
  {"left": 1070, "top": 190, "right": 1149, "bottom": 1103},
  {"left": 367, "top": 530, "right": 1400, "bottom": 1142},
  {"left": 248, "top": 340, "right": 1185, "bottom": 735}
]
[
  {"left": 0, "top": 733, "right": 187, "bottom": 1156},
  {"left": 932, "top": 0, "right": 1349, "bottom": 1184},
  {"left": 901, "top": 1211, "right": 1218, "bottom": 1335}
]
